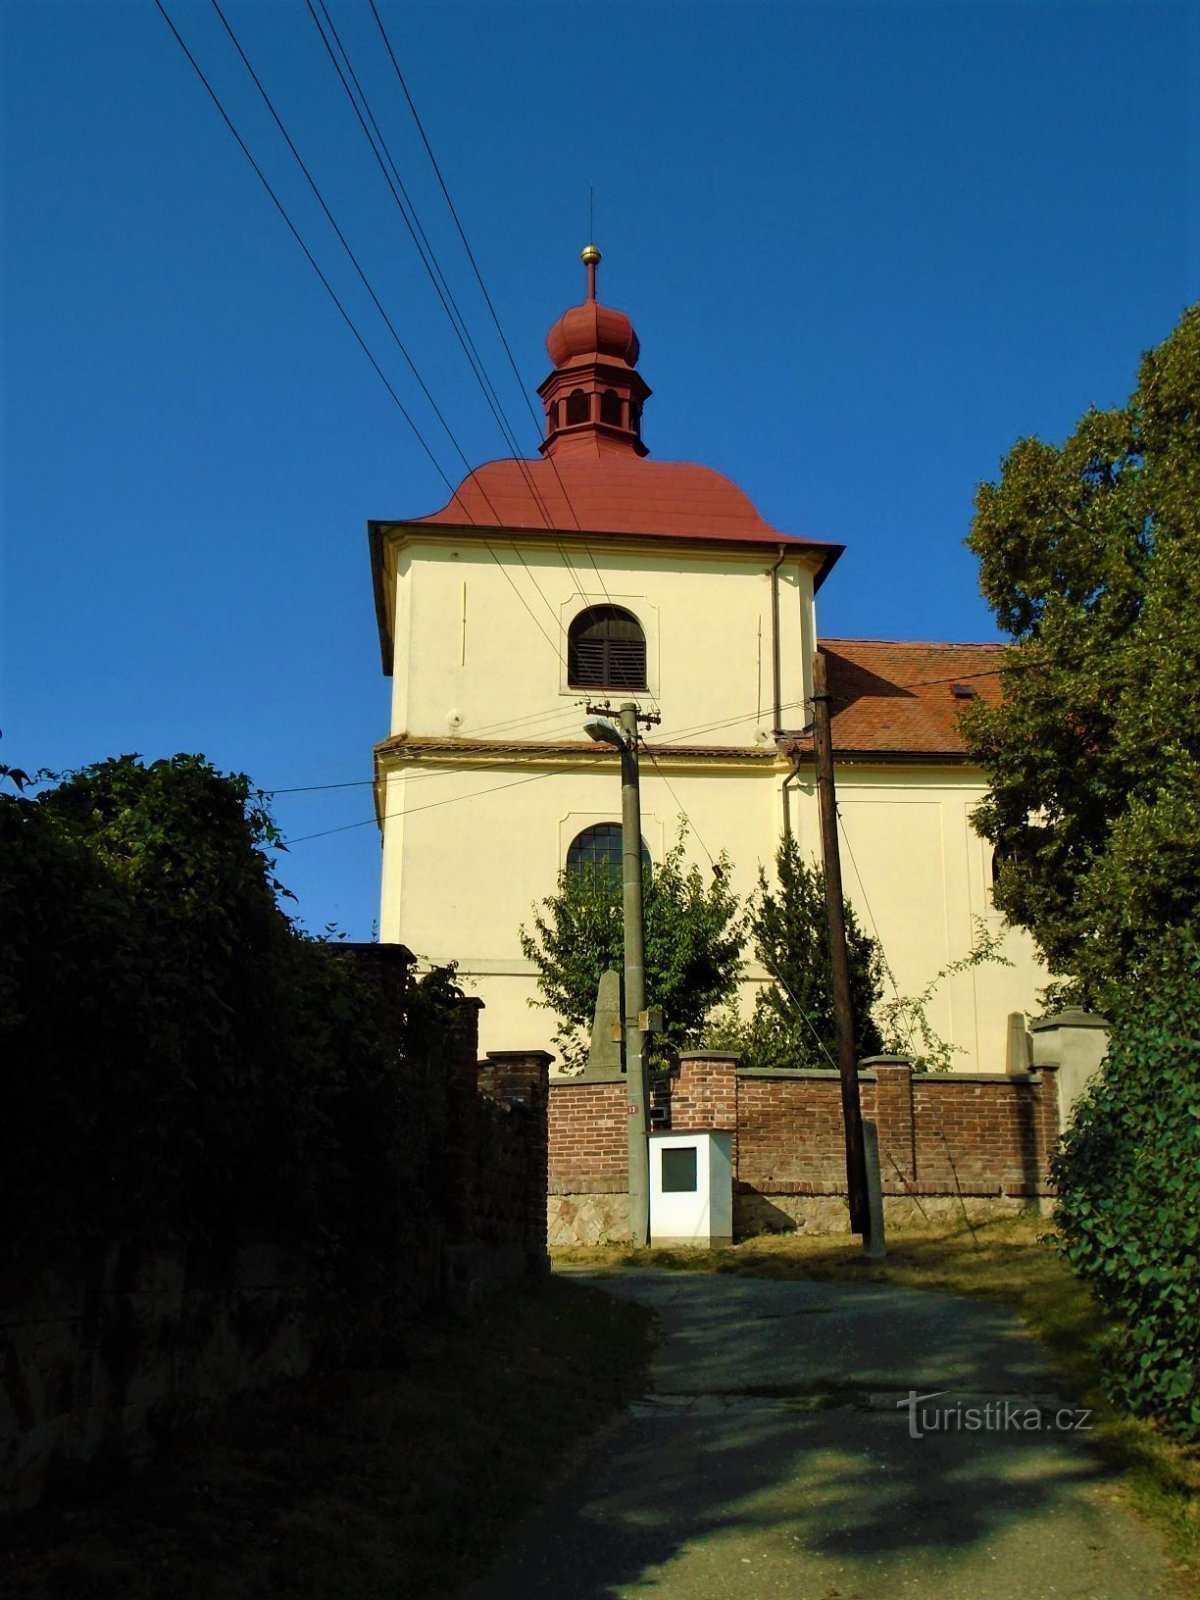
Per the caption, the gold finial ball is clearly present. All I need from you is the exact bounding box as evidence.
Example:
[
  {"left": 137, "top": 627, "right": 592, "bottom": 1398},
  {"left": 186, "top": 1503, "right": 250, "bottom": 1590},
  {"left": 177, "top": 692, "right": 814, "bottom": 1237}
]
[{"left": 581, "top": 243, "right": 601, "bottom": 265}]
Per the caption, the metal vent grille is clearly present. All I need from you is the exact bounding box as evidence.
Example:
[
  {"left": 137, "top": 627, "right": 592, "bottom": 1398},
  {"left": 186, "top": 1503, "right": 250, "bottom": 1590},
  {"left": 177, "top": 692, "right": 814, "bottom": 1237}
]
[{"left": 568, "top": 606, "right": 647, "bottom": 690}]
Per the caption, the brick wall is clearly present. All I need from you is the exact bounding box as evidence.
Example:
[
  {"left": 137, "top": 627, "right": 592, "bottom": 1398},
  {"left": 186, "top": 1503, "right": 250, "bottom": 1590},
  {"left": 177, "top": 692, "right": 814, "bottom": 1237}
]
[
  {"left": 547, "top": 1052, "right": 1061, "bottom": 1244},
  {"left": 548, "top": 1077, "right": 628, "bottom": 1195}
]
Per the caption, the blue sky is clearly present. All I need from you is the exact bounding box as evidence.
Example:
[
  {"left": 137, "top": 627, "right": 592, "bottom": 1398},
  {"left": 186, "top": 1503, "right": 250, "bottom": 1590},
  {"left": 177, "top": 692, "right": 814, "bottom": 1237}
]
[{"left": 3, "top": 0, "right": 1196, "bottom": 938}]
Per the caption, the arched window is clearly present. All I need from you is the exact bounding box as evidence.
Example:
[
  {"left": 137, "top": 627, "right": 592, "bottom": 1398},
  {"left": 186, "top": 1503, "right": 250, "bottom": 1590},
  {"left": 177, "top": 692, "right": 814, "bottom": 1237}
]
[
  {"left": 566, "top": 389, "right": 589, "bottom": 425},
  {"left": 567, "top": 823, "right": 652, "bottom": 882},
  {"left": 568, "top": 605, "right": 647, "bottom": 690},
  {"left": 600, "top": 388, "right": 621, "bottom": 426}
]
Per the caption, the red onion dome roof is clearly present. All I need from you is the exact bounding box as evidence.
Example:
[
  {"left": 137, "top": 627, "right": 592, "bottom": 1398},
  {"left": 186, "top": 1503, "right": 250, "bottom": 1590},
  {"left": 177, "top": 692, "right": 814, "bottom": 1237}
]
[
  {"left": 545, "top": 243, "right": 640, "bottom": 369},
  {"left": 546, "top": 299, "right": 640, "bottom": 368}
]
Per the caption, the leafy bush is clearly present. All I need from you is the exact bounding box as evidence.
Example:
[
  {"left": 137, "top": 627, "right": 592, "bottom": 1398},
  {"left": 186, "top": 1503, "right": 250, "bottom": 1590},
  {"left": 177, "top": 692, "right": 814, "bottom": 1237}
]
[
  {"left": 519, "top": 828, "right": 744, "bottom": 1071},
  {"left": 1051, "top": 930, "right": 1200, "bottom": 1439},
  {"left": 706, "top": 838, "right": 883, "bottom": 1070},
  {"left": 0, "top": 755, "right": 460, "bottom": 1298}
]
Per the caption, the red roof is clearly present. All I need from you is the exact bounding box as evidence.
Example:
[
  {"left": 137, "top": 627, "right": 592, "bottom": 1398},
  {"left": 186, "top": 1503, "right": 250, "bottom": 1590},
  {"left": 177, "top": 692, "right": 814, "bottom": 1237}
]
[
  {"left": 415, "top": 438, "right": 839, "bottom": 563},
  {"left": 793, "top": 639, "right": 1006, "bottom": 757},
  {"left": 547, "top": 299, "right": 640, "bottom": 369}
]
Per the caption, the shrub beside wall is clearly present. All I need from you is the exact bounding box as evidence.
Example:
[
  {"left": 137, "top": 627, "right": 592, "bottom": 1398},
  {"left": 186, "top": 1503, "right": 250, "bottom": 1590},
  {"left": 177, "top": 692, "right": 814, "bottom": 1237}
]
[{"left": 1052, "top": 932, "right": 1200, "bottom": 1441}]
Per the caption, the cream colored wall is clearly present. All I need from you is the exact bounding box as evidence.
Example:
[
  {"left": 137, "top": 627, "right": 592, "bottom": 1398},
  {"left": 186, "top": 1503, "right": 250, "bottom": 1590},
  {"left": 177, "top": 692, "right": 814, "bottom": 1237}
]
[
  {"left": 377, "top": 754, "right": 788, "bottom": 1058},
  {"left": 379, "top": 749, "right": 1044, "bottom": 1071},
  {"left": 377, "top": 533, "right": 1044, "bottom": 1072},
  {"left": 785, "top": 766, "right": 1045, "bottom": 1071},
  {"left": 384, "top": 534, "right": 815, "bottom": 748}
]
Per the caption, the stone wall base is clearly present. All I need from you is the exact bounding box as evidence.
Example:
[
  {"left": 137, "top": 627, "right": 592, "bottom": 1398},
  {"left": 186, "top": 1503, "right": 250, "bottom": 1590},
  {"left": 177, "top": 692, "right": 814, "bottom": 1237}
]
[
  {"left": 735, "top": 1191, "right": 1051, "bottom": 1237},
  {"left": 548, "top": 1189, "right": 1049, "bottom": 1248},
  {"left": 548, "top": 1193, "right": 630, "bottom": 1248}
]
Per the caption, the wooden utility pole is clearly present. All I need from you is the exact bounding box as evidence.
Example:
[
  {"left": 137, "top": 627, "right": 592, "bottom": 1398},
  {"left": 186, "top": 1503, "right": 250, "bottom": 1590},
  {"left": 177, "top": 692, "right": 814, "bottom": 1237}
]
[
  {"left": 584, "top": 700, "right": 660, "bottom": 1247},
  {"left": 811, "top": 651, "right": 870, "bottom": 1237},
  {"left": 618, "top": 700, "right": 650, "bottom": 1247}
]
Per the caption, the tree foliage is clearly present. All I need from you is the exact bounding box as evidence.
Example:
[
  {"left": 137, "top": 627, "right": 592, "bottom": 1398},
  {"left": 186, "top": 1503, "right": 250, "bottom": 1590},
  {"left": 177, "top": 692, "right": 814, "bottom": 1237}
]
[
  {"left": 711, "top": 838, "right": 883, "bottom": 1070},
  {"left": 1051, "top": 931, "right": 1200, "bottom": 1440},
  {"left": 0, "top": 754, "right": 461, "bottom": 1290},
  {"left": 964, "top": 303, "right": 1200, "bottom": 1006},
  {"left": 519, "top": 830, "right": 744, "bottom": 1071}
]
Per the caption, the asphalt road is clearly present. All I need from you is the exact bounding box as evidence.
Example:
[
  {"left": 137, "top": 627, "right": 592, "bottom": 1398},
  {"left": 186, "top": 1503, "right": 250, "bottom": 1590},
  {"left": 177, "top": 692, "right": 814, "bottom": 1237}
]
[{"left": 467, "top": 1267, "right": 1176, "bottom": 1600}]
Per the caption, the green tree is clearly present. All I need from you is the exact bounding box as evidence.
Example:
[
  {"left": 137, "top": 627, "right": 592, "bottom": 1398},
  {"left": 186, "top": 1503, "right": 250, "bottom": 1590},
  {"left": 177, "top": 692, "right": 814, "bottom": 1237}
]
[
  {"left": 519, "top": 830, "right": 745, "bottom": 1071},
  {"left": 1051, "top": 930, "right": 1200, "bottom": 1440},
  {"left": 0, "top": 753, "right": 462, "bottom": 1298},
  {"left": 964, "top": 303, "right": 1200, "bottom": 1007},
  {"left": 709, "top": 837, "right": 884, "bottom": 1070}
]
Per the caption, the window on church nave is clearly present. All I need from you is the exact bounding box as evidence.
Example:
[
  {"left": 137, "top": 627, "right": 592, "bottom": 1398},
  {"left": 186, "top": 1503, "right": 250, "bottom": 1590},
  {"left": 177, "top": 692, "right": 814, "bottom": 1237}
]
[
  {"left": 566, "top": 823, "right": 652, "bottom": 883},
  {"left": 568, "top": 605, "right": 647, "bottom": 691}
]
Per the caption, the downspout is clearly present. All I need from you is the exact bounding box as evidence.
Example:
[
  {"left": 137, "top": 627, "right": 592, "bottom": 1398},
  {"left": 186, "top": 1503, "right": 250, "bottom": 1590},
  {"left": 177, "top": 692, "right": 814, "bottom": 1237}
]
[
  {"left": 770, "top": 543, "right": 797, "bottom": 845},
  {"left": 781, "top": 752, "right": 805, "bottom": 845},
  {"left": 768, "top": 544, "right": 787, "bottom": 738}
]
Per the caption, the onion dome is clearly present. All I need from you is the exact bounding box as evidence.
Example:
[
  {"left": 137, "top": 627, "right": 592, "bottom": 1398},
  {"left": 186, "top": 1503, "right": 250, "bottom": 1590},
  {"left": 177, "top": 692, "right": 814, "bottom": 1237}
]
[{"left": 546, "top": 246, "right": 640, "bottom": 369}]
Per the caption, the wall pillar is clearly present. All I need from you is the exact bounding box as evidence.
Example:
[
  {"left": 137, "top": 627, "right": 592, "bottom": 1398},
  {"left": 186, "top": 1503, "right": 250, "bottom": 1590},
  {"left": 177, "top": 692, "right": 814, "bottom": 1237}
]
[
  {"left": 673, "top": 1052, "right": 739, "bottom": 1174},
  {"left": 1030, "top": 1008, "right": 1108, "bottom": 1131},
  {"left": 862, "top": 1056, "right": 915, "bottom": 1189},
  {"left": 480, "top": 1050, "right": 552, "bottom": 1272}
]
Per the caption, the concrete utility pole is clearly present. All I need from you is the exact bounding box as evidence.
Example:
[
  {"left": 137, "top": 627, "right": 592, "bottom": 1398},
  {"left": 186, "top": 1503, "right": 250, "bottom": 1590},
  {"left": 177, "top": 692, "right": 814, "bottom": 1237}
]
[
  {"left": 810, "top": 651, "right": 871, "bottom": 1239},
  {"left": 585, "top": 700, "right": 657, "bottom": 1246}
]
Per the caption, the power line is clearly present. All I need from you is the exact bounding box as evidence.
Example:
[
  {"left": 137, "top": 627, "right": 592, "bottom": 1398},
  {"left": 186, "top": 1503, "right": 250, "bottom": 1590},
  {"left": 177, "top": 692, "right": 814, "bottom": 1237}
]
[
  {"left": 306, "top": 0, "right": 587, "bottom": 604},
  {"left": 154, "top": 0, "right": 460, "bottom": 504},
  {"left": 835, "top": 811, "right": 915, "bottom": 1053},
  {"left": 268, "top": 698, "right": 806, "bottom": 798},
  {"left": 228, "top": 0, "right": 575, "bottom": 664},
  {"left": 306, "top": 0, "right": 663, "bottom": 712},
  {"left": 639, "top": 737, "right": 719, "bottom": 869},
  {"left": 268, "top": 704, "right": 596, "bottom": 793},
  {"left": 364, "top": 0, "right": 633, "bottom": 644},
  {"left": 285, "top": 767, "right": 560, "bottom": 844},
  {"left": 640, "top": 736, "right": 841, "bottom": 1071},
  {"left": 156, "top": 0, "right": 570, "bottom": 672},
  {"left": 208, "top": 0, "right": 477, "bottom": 474}
]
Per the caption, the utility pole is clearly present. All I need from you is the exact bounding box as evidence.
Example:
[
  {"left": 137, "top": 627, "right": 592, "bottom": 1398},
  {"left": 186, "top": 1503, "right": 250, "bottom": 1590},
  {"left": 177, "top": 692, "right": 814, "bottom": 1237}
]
[
  {"left": 810, "top": 651, "right": 871, "bottom": 1239},
  {"left": 584, "top": 700, "right": 660, "bottom": 1246}
]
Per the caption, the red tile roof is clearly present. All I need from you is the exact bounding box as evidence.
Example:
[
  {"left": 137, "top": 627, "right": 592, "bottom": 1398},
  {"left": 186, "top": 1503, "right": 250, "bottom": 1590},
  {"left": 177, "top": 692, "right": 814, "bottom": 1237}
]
[
  {"left": 412, "top": 438, "right": 841, "bottom": 568},
  {"left": 792, "top": 639, "right": 1006, "bottom": 758}
]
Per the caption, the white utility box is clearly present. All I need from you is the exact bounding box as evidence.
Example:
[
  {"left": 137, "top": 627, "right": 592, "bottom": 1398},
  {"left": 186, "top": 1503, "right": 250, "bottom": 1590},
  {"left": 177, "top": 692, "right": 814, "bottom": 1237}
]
[{"left": 649, "top": 1130, "right": 733, "bottom": 1247}]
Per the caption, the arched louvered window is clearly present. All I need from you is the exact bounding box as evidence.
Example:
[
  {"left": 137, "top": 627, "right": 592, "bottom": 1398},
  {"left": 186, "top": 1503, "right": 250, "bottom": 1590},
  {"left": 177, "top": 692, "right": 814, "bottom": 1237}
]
[
  {"left": 568, "top": 605, "right": 647, "bottom": 691},
  {"left": 566, "top": 389, "right": 589, "bottom": 425},
  {"left": 600, "top": 388, "right": 621, "bottom": 426},
  {"left": 567, "top": 823, "right": 652, "bottom": 882}
]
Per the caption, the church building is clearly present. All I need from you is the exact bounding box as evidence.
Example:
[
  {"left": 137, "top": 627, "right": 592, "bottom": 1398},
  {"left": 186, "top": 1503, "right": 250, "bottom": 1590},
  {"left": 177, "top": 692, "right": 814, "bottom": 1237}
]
[{"left": 368, "top": 247, "right": 1042, "bottom": 1070}]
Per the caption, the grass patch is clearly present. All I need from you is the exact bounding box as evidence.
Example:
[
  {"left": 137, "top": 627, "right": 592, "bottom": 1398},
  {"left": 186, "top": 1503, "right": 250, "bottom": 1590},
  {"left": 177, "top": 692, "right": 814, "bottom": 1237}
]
[
  {"left": 2, "top": 1274, "right": 654, "bottom": 1600},
  {"left": 557, "top": 1216, "right": 1200, "bottom": 1586}
]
